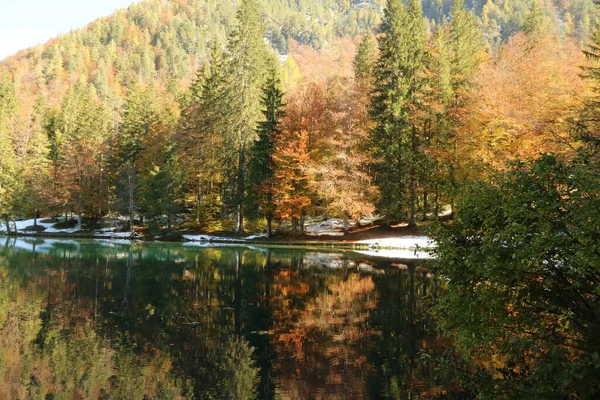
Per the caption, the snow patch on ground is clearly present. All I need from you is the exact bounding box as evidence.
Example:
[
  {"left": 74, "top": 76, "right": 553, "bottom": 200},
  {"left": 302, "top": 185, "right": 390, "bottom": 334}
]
[
  {"left": 44, "top": 226, "right": 79, "bottom": 233},
  {"left": 0, "top": 218, "right": 80, "bottom": 234},
  {"left": 244, "top": 234, "right": 268, "bottom": 240},
  {"left": 183, "top": 234, "right": 267, "bottom": 242},
  {"left": 304, "top": 219, "right": 346, "bottom": 236},
  {"left": 183, "top": 241, "right": 238, "bottom": 248},
  {"left": 356, "top": 236, "right": 435, "bottom": 249},
  {"left": 355, "top": 248, "right": 432, "bottom": 260},
  {"left": 0, "top": 217, "right": 137, "bottom": 238},
  {"left": 93, "top": 231, "right": 135, "bottom": 239}
]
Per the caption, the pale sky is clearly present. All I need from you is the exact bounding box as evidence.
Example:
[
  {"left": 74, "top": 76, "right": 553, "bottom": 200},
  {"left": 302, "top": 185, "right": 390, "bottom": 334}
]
[{"left": 0, "top": 0, "right": 138, "bottom": 60}]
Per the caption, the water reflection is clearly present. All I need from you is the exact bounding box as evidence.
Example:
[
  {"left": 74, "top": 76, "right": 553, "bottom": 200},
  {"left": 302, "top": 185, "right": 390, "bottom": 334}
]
[{"left": 0, "top": 237, "right": 448, "bottom": 399}]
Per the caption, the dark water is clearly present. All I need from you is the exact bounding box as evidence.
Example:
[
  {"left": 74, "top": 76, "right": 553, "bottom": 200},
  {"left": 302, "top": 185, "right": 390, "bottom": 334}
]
[{"left": 0, "top": 237, "right": 450, "bottom": 399}]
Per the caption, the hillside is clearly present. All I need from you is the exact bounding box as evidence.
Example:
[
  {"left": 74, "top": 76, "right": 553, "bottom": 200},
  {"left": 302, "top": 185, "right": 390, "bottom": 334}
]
[
  {"left": 0, "top": 0, "right": 595, "bottom": 104},
  {"left": 0, "top": 0, "right": 596, "bottom": 239}
]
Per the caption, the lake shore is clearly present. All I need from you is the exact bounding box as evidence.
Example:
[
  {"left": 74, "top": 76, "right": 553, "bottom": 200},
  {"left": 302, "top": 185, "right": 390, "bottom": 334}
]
[
  {"left": 1, "top": 219, "right": 435, "bottom": 259},
  {"left": 1, "top": 218, "right": 436, "bottom": 258}
]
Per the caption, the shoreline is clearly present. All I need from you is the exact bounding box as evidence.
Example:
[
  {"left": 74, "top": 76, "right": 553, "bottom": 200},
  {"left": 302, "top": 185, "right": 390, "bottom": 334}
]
[{"left": 1, "top": 231, "right": 434, "bottom": 252}]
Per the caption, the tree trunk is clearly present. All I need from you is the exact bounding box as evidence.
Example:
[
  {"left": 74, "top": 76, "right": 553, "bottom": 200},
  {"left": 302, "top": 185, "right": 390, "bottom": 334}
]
[
  {"left": 34, "top": 208, "right": 38, "bottom": 227},
  {"left": 343, "top": 217, "right": 349, "bottom": 234},
  {"left": 78, "top": 175, "right": 83, "bottom": 231},
  {"left": 2, "top": 214, "right": 10, "bottom": 235},
  {"left": 130, "top": 209, "right": 134, "bottom": 235},
  {"left": 196, "top": 179, "right": 202, "bottom": 223},
  {"left": 434, "top": 190, "right": 440, "bottom": 222},
  {"left": 236, "top": 145, "right": 245, "bottom": 233},
  {"left": 299, "top": 211, "right": 305, "bottom": 236},
  {"left": 422, "top": 192, "right": 428, "bottom": 222},
  {"left": 408, "top": 126, "right": 417, "bottom": 229},
  {"left": 291, "top": 217, "right": 298, "bottom": 235},
  {"left": 129, "top": 170, "right": 135, "bottom": 234},
  {"left": 266, "top": 217, "right": 272, "bottom": 238}
]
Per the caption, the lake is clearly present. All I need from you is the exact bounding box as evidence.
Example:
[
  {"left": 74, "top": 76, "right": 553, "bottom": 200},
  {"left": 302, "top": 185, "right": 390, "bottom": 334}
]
[{"left": 0, "top": 237, "right": 451, "bottom": 399}]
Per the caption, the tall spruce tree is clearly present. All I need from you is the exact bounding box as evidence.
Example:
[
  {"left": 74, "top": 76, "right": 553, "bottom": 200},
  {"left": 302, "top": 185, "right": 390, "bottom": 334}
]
[
  {"left": 118, "top": 84, "right": 160, "bottom": 165},
  {"left": 248, "top": 61, "right": 285, "bottom": 237},
  {"left": 0, "top": 76, "right": 17, "bottom": 226},
  {"left": 370, "top": 0, "right": 429, "bottom": 227},
  {"left": 140, "top": 141, "right": 184, "bottom": 233},
  {"left": 353, "top": 31, "right": 379, "bottom": 86},
  {"left": 111, "top": 84, "right": 157, "bottom": 230},
  {"left": 449, "top": 0, "right": 485, "bottom": 95},
  {"left": 180, "top": 42, "right": 230, "bottom": 228},
  {"left": 444, "top": 0, "right": 485, "bottom": 210},
  {"left": 226, "top": 0, "right": 269, "bottom": 233},
  {"left": 55, "top": 84, "right": 110, "bottom": 228},
  {"left": 578, "top": 19, "right": 600, "bottom": 149},
  {"left": 523, "top": 0, "right": 545, "bottom": 40}
]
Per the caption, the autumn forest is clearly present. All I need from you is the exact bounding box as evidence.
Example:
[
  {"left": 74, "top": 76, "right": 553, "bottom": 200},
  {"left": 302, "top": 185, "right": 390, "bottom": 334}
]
[
  {"left": 0, "top": 0, "right": 597, "bottom": 236},
  {"left": 1, "top": 0, "right": 600, "bottom": 398}
]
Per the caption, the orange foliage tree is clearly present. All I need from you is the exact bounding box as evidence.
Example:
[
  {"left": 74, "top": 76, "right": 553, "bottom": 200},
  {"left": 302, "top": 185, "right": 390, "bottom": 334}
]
[{"left": 458, "top": 34, "right": 585, "bottom": 174}]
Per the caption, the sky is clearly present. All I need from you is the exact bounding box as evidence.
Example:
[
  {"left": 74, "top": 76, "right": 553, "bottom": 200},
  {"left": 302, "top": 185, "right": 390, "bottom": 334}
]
[{"left": 0, "top": 0, "right": 138, "bottom": 59}]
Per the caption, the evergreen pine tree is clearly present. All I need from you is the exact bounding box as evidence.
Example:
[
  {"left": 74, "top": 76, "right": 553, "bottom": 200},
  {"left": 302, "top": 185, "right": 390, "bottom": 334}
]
[
  {"left": 248, "top": 61, "right": 285, "bottom": 237},
  {"left": 141, "top": 141, "right": 185, "bottom": 233},
  {"left": 0, "top": 76, "right": 17, "bottom": 225},
  {"left": 226, "top": 0, "right": 270, "bottom": 233},
  {"left": 353, "top": 31, "right": 378, "bottom": 86},
  {"left": 443, "top": 0, "right": 486, "bottom": 211},
  {"left": 180, "top": 42, "right": 230, "bottom": 228},
  {"left": 449, "top": 0, "right": 485, "bottom": 95},
  {"left": 119, "top": 84, "right": 159, "bottom": 165},
  {"left": 577, "top": 22, "right": 600, "bottom": 149},
  {"left": 370, "top": 0, "right": 428, "bottom": 227},
  {"left": 523, "top": 0, "right": 545, "bottom": 40}
]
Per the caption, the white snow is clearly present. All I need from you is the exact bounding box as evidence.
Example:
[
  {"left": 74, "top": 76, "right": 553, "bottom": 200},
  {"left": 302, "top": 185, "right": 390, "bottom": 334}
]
[
  {"left": 356, "top": 236, "right": 435, "bottom": 249},
  {"left": 183, "top": 234, "right": 266, "bottom": 242},
  {"left": 93, "top": 231, "right": 135, "bottom": 239},
  {"left": 355, "top": 248, "right": 432, "bottom": 260},
  {"left": 0, "top": 218, "right": 79, "bottom": 234},
  {"left": 304, "top": 218, "right": 346, "bottom": 236},
  {"left": 44, "top": 226, "right": 79, "bottom": 233},
  {"left": 183, "top": 241, "right": 238, "bottom": 248},
  {"left": 244, "top": 233, "right": 267, "bottom": 240}
]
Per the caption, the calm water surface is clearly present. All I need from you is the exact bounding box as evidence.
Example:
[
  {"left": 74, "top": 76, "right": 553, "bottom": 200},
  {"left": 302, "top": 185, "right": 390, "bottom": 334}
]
[{"left": 0, "top": 238, "right": 450, "bottom": 399}]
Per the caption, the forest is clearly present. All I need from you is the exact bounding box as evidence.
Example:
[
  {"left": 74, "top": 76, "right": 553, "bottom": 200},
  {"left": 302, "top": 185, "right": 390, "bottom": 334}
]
[
  {"left": 0, "top": 0, "right": 599, "bottom": 397},
  {"left": 0, "top": 0, "right": 597, "bottom": 237}
]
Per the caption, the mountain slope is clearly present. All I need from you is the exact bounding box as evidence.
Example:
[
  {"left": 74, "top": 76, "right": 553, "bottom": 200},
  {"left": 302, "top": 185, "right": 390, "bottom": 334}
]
[{"left": 0, "top": 0, "right": 595, "bottom": 105}]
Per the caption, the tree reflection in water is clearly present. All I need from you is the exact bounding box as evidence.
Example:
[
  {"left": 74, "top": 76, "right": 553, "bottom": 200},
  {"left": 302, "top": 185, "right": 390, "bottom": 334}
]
[{"left": 0, "top": 238, "right": 448, "bottom": 399}]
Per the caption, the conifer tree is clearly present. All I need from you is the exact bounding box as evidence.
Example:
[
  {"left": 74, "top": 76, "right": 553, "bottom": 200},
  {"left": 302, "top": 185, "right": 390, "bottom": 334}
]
[
  {"left": 523, "top": 0, "right": 545, "bottom": 40},
  {"left": 140, "top": 141, "right": 184, "bottom": 233},
  {"left": 248, "top": 62, "right": 285, "bottom": 237},
  {"left": 113, "top": 83, "right": 174, "bottom": 228},
  {"left": 226, "top": 0, "right": 269, "bottom": 233},
  {"left": 578, "top": 20, "right": 600, "bottom": 149},
  {"left": 370, "top": 0, "right": 428, "bottom": 227},
  {"left": 449, "top": 0, "right": 485, "bottom": 95},
  {"left": 13, "top": 96, "right": 50, "bottom": 226},
  {"left": 118, "top": 84, "right": 160, "bottom": 165},
  {"left": 59, "top": 84, "right": 110, "bottom": 228},
  {"left": 0, "top": 76, "right": 17, "bottom": 224},
  {"left": 180, "top": 43, "right": 230, "bottom": 228},
  {"left": 353, "top": 31, "right": 378, "bottom": 86},
  {"left": 440, "top": 0, "right": 485, "bottom": 211}
]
